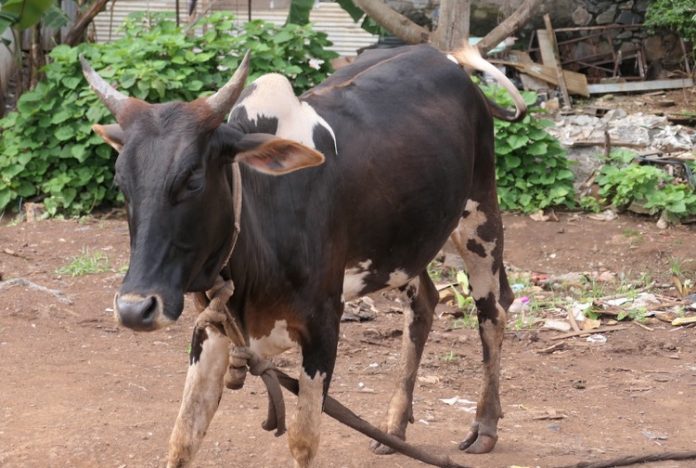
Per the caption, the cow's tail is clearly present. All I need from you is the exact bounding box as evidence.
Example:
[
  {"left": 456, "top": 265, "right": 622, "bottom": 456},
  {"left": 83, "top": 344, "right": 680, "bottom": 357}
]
[{"left": 450, "top": 43, "right": 527, "bottom": 122}]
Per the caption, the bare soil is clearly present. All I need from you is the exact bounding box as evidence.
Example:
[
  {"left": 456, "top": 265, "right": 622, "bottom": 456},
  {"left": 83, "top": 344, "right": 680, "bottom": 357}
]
[{"left": 1, "top": 212, "right": 695, "bottom": 468}]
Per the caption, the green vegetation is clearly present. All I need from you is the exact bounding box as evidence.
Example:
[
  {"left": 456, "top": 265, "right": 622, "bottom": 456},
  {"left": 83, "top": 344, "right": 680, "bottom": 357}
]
[
  {"left": 645, "top": 0, "right": 696, "bottom": 54},
  {"left": 481, "top": 83, "right": 575, "bottom": 213},
  {"left": 56, "top": 249, "right": 111, "bottom": 276},
  {"left": 595, "top": 149, "right": 696, "bottom": 221},
  {"left": 0, "top": 12, "right": 337, "bottom": 216}
]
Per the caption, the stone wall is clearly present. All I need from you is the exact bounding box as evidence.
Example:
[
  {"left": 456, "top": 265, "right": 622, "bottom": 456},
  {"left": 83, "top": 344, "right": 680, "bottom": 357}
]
[{"left": 381, "top": 0, "right": 686, "bottom": 72}]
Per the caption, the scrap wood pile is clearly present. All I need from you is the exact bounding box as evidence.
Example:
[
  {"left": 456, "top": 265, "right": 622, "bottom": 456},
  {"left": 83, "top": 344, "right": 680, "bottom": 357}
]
[{"left": 489, "top": 13, "right": 694, "bottom": 109}]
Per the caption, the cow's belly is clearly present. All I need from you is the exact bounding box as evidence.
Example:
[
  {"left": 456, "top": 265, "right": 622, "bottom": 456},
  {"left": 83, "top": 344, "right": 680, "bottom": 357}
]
[
  {"left": 248, "top": 319, "right": 297, "bottom": 358},
  {"left": 342, "top": 260, "right": 418, "bottom": 302}
]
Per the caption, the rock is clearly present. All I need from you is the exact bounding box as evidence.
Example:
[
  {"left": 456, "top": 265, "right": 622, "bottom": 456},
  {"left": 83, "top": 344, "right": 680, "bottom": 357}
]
[
  {"left": 619, "top": 0, "right": 634, "bottom": 9},
  {"left": 572, "top": 6, "right": 592, "bottom": 26},
  {"left": 635, "top": 0, "right": 650, "bottom": 12},
  {"left": 596, "top": 5, "right": 617, "bottom": 25},
  {"left": 616, "top": 10, "right": 641, "bottom": 25}
]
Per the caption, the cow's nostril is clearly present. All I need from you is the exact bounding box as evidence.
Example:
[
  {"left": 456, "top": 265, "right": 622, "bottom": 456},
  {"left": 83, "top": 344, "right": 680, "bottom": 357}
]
[{"left": 116, "top": 295, "right": 160, "bottom": 330}]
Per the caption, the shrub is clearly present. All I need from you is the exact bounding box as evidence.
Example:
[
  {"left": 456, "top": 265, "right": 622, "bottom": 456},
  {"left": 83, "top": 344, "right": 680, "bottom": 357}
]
[
  {"left": 480, "top": 83, "right": 575, "bottom": 213},
  {"left": 596, "top": 149, "right": 696, "bottom": 221},
  {"left": 0, "top": 12, "right": 337, "bottom": 216},
  {"left": 645, "top": 0, "right": 696, "bottom": 52}
]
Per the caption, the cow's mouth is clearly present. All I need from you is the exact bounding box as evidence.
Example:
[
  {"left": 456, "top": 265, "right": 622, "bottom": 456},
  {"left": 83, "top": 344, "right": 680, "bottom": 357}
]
[{"left": 113, "top": 292, "right": 174, "bottom": 331}]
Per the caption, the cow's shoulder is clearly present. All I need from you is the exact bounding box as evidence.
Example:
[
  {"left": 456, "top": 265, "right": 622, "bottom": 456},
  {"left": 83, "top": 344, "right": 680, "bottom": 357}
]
[{"left": 229, "top": 73, "right": 336, "bottom": 153}]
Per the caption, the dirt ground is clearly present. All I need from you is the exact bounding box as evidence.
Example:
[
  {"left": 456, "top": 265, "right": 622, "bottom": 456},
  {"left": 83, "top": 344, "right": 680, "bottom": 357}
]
[{"left": 1, "top": 212, "right": 695, "bottom": 468}]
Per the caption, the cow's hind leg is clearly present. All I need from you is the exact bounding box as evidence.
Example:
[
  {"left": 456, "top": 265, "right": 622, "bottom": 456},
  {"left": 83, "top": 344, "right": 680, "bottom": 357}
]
[
  {"left": 449, "top": 197, "right": 513, "bottom": 454},
  {"left": 167, "top": 324, "right": 230, "bottom": 468},
  {"left": 370, "top": 272, "right": 437, "bottom": 455},
  {"left": 288, "top": 298, "right": 341, "bottom": 468}
]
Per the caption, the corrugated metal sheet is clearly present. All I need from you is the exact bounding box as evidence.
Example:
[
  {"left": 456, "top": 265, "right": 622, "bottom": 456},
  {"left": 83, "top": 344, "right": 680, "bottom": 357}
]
[{"left": 93, "top": 1, "right": 376, "bottom": 56}]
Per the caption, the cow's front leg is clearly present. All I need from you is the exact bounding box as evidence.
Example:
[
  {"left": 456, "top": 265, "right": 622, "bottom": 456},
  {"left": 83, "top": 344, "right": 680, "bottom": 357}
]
[
  {"left": 288, "top": 300, "right": 340, "bottom": 468},
  {"left": 167, "top": 324, "right": 230, "bottom": 468}
]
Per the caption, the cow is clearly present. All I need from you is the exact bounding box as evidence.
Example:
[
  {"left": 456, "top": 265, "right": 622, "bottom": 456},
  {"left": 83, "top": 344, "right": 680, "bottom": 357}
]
[{"left": 81, "top": 43, "right": 526, "bottom": 467}]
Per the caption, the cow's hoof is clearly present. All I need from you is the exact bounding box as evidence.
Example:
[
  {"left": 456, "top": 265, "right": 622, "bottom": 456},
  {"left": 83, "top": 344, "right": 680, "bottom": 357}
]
[
  {"left": 458, "top": 432, "right": 497, "bottom": 454},
  {"left": 369, "top": 438, "right": 397, "bottom": 455}
]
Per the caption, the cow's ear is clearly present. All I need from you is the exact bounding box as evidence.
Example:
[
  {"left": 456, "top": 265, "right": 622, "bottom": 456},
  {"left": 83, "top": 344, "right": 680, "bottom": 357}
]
[
  {"left": 92, "top": 124, "right": 124, "bottom": 152},
  {"left": 234, "top": 133, "right": 325, "bottom": 176}
]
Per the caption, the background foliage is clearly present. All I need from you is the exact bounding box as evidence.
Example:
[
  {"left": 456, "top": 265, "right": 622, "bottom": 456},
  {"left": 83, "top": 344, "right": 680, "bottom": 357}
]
[
  {"left": 480, "top": 82, "right": 575, "bottom": 213},
  {"left": 645, "top": 0, "right": 696, "bottom": 51},
  {"left": 0, "top": 12, "right": 337, "bottom": 215},
  {"left": 596, "top": 149, "right": 696, "bottom": 221}
]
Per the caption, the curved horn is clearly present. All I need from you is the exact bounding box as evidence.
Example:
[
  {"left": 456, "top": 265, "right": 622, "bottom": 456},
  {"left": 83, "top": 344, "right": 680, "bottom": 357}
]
[
  {"left": 206, "top": 50, "right": 251, "bottom": 118},
  {"left": 79, "top": 54, "right": 130, "bottom": 120}
]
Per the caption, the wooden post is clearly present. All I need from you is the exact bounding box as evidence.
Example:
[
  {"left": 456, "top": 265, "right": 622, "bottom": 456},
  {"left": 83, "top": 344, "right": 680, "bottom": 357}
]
[{"left": 543, "top": 14, "right": 571, "bottom": 109}]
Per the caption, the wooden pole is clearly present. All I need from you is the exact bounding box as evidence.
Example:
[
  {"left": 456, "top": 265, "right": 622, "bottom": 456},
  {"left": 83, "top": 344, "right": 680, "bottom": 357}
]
[{"left": 543, "top": 13, "right": 571, "bottom": 109}]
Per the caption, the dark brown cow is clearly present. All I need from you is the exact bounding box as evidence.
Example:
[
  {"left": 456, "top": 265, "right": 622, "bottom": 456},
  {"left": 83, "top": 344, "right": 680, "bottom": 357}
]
[{"left": 81, "top": 43, "right": 526, "bottom": 467}]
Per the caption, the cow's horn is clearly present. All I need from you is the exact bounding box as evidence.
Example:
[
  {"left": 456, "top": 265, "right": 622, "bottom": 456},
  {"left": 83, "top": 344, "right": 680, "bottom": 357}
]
[
  {"left": 79, "top": 54, "right": 130, "bottom": 120},
  {"left": 206, "top": 50, "right": 251, "bottom": 118}
]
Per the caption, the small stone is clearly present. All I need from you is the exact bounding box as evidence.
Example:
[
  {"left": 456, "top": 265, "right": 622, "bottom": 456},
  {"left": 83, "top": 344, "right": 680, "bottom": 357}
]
[
  {"left": 572, "top": 6, "right": 592, "bottom": 26},
  {"left": 619, "top": 0, "right": 634, "bottom": 9},
  {"left": 635, "top": 0, "right": 650, "bottom": 12},
  {"left": 596, "top": 5, "right": 617, "bottom": 25},
  {"left": 616, "top": 10, "right": 641, "bottom": 25}
]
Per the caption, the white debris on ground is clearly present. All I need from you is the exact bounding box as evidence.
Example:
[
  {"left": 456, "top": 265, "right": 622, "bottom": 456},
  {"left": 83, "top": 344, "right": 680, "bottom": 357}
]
[{"left": 548, "top": 109, "right": 696, "bottom": 152}]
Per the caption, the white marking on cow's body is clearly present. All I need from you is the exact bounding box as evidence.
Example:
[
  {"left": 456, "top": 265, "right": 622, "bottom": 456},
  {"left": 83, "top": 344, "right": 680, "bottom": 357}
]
[
  {"left": 249, "top": 319, "right": 296, "bottom": 358},
  {"left": 342, "top": 259, "right": 374, "bottom": 301},
  {"left": 288, "top": 370, "right": 326, "bottom": 468},
  {"left": 446, "top": 54, "right": 459, "bottom": 64},
  {"left": 387, "top": 269, "right": 410, "bottom": 289},
  {"left": 234, "top": 73, "right": 338, "bottom": 154},
  {"left": 451, "top": 200, "right": 498, "bottom": 300}
]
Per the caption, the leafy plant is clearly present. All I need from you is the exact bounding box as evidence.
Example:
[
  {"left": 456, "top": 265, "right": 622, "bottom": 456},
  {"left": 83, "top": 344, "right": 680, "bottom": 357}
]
[
  {"left": 450, "top": 270, "right": 474, "bottom": 311},
  {"left": 56, "top": 248, "right": 111, "bottom": 276},
  {"left": 0, "top": 12, "right": 337, "bottom": 216},
  {"left": 480, "top": 83, "right": 575, "bottom": 213},
  {"left": 645, "top": 0, "right": 696, "bottom": 55},
  {"left": 0, "top": 0, "right": 68, "bottom": 39},
  {"left": 596, "top": 149, "right": 696, "bottom": 221}
]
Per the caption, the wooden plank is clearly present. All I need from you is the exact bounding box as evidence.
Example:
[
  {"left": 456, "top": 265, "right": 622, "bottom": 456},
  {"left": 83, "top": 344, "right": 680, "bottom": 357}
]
[
  {"left": 543, "top": 14, "right": 571, "bottom": 109},
  {"left": 587, "top": 78, "right": 694, "bottom": 94},
  {"left": 536, "top": 30, "right": 556, "bottom": 68},
  {"left": 495, "top": 60, "right": 589, "bottom": 97}
]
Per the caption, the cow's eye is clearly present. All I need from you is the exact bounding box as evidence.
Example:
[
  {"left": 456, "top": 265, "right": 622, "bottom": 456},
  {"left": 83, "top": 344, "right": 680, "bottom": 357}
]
[{"left": 186, "top": 172, "right": 204, "bottom": 192}]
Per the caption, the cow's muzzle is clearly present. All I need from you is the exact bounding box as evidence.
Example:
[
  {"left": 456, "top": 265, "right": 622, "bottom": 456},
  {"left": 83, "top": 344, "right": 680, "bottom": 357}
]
[{"left": 114, "top": 293, "right": 172, "bottom": 331}]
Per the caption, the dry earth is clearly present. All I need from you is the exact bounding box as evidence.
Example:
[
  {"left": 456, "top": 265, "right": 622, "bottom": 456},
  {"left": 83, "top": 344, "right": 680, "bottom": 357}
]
[{"left": 1, "top": 212, "right": 695, "bottom": 468}]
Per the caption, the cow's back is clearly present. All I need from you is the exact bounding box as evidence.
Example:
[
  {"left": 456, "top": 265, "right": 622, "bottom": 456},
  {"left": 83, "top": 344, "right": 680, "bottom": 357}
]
[{"left": 303, "top": 45, "right": 493, "bottom": 277}]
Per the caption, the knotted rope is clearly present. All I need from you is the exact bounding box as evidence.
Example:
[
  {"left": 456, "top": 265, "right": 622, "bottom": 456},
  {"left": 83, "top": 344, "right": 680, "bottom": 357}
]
[{"left": 193, "top": 277, "right": 287, "bottom": 437}]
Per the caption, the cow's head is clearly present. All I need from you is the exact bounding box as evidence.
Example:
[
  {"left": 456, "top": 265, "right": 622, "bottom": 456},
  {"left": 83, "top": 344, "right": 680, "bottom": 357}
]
[{"left": 81, "top": 52, "right": 325, "bottom": 331}]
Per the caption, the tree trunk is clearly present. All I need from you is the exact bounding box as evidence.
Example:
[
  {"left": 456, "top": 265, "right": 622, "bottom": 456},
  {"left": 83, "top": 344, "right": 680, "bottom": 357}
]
[
  {"left": 475, "top": 0, "right": 542, "bottom": 55},
  {"left": 431, "top": 0, "right": 470, "bottom": 50},
  {"left": 64, "top": 0, "right": 111, "bottom": 46},
  {"left": 353, "top": 0, "right": 430, "bottom": 44},
  {"left": 30, "top": 25, "right": 44, "bottom": 89},
  {"left": 354, "top": 0, "right": 540, "bottom": 54}
]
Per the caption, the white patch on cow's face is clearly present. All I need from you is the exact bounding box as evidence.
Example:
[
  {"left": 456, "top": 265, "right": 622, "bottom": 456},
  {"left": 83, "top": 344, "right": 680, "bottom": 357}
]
[
  {"left": 387, "top": 269, "right": 410, "bottom": 289},
  {"left": 249, "top": 319, "right": 296, "bottom": 358},
  {"left": 234, "top": 73, "right": 338, "bottom": 154},
  {"left": 343, "top": 259, "right": 373, "bottom": 301}
]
